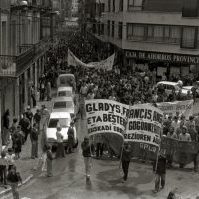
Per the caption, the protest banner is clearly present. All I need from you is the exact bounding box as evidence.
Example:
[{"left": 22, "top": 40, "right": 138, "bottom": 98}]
[
  {"left": 85, "top": 99, "right": 129, "bottom": 155},
  {"left": 85, "top": 100, "right": 163, "bottom": 158},
  {"left": 125, "top": 104, "right": 163, "bottom": 159},
  {"left": 160, "top": 136, "right": 199, "bottom": 165},
  {"left": 157, "top": 100, "right": 194, "bottom": 119},
  {"left": 68, "top": 49, "right": 115, "bottom": 71}
]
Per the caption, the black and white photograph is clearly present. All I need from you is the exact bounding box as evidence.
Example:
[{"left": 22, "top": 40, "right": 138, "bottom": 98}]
[{"left": 0, "top": 0, "right": 199, "bottom": 198}]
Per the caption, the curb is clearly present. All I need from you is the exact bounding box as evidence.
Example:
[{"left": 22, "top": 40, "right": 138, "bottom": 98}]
[{"left": 0, "top": 174, "right": 34, "bottom": 198}]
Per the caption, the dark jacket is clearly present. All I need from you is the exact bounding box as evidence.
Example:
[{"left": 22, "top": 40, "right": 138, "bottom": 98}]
[
  {"left": 122, "top": 147, "right": 131, "bottom": 162},
  {"left": 30, "top": 127, "right": 38, "bottom": 141},
  {"left": 47, "top": 150, "right": 53, "bottom": 160},
  {"left": 81, "top": 141, "right": 94, "bottom": 157},
  {"left": 7, "top": 171, "right": 22, "bottom": 183},
  {"left": 153, "top": 156, "right": 167, "bottom": 174}
]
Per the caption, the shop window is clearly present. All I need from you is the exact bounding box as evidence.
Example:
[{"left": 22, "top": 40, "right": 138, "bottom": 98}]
[
  {"left": 164, "top": 26, "right": 170, "bottom": 40},
  {"left": 128, "top": 0, "right": 143, "bottom": 10},
  {"left": 112, "top": 21, "right": 115, "bottom": 37},
  {"left": 119, "top": 0, "right": 123, "bottom": 11},
  {"left": 107, "top": 20, "right": 110, "bottom": 36},
  {"left": 118, "top": 22, "right": 123, "bottom": 39},
  {"left": 181, "top": 26, "right": 196, "bottom": 49}
]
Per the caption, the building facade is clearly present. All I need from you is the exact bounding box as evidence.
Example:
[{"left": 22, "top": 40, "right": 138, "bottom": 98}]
[
  {"left": 87, "top": 0, "right": 199, "bottom": 79},
  {"left": 0, "top": 0, "right": 54, "bottom": 127}
]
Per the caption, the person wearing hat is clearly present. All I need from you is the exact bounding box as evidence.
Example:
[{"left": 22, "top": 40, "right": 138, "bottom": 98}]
[
  {"left": 81, "top": 136, "right": 94, "bottom": 183},
  {"left": 153, "top": 151, "right": 167, "bottom": 193},
  {"left": 121, "top": 142, "right": 132, "bottom": 182},
  {"left": 55, "top": 125, "right": 65, "bottom": 158},
  {"left": 67, "top": 122, "right": 75, "bottom": 154}
]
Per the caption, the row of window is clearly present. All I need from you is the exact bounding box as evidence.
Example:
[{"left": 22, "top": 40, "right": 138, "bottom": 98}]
[
  {"left": 107, "top": 0, "right": 142, "bottom": 12},
  {"left": 127, "top": 24, "right": 198, "bottom": 48},
  {"left": 93, "top": 22, "right": 199, "bottom": 49}
]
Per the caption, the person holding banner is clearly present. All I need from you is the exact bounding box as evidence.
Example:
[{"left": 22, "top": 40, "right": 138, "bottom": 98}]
[
  {"left": 153, "top": 152, "right": 167, "bottom": 193},
  {"left": 121, "top": 142, "right": 132, "bottom": 183},
  {"left": 81, "top": 137, "right": 94, "bottom": 184}
]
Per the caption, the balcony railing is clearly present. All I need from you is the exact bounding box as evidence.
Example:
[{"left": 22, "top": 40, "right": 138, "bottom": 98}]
[
  {"left": 0, "top": 55, "right": 16, "bottom": 77},
  {"left": 0, "top": 39, "right": 52, "bottom": 77}
]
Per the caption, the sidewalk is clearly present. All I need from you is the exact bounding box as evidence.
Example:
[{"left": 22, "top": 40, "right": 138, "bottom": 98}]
[{"left": 0, "top": 100, "right": 51, "bottom": 197}]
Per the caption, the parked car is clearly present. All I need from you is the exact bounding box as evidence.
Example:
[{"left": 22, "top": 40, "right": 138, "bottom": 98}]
[
  {"left": 46, "top": 112, "right": 78, "bottom": 148},
  {"left": 57, "top": 74, "right": 76, "bottom": 91},
  {"left": 181, "top": 86, "right": 193, "bottom": 96},
  {"left": 156, "top": 81, "right": 181, "bottom": 95},
  {"left": 52, "top": 96, "right": 76, "bottom": 118}
]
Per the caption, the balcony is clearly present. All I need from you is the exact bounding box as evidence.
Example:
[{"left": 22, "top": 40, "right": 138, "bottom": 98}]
[{"left": 0, "top": 39, "right": 51, "bottom": 77}]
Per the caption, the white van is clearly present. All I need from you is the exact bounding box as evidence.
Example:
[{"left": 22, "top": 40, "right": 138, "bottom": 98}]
[
  {"left": 156, "top": 81, "right": 181, "bottom": 95},
  {"left": 57, "top": 74, "right": 76, "bottom": 91},
  {"left": 46, "top": 112, "right": 78, "bottom": 148},
  {"left": 57, "top": 87, "right": 73, "bottom": 98}
]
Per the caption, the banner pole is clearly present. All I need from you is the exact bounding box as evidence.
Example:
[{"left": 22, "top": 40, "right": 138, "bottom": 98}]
[{"left": 119, "top": 104, "right": 131, "bottom": 169}]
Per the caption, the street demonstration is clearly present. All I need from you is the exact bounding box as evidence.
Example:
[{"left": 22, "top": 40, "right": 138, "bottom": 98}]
[{"left": 2, "top": 31, "right": 199, "bottom": 199}]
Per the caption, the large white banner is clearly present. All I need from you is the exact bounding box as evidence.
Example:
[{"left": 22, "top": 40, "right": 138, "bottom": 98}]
[
  {"left": 85, "top": 100, "right": 163, "bottom": 155},
  {"left": 67, "top": 49, "right": 115, "bottom": 71},
  {"left": 157, "top": 100, "right": 194, "bottom": 119}
]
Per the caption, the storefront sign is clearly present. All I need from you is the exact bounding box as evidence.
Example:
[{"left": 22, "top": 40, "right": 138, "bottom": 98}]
[{"left": 125, "top": 50, "right": 199, "bottom": 64}]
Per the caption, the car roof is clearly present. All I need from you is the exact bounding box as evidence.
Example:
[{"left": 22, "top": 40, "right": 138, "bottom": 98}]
[
  {"left": 57, "top": 87, "right": 73, "bottom": 92},
  {"left": 58, "top": 74, "right": 75, "bottom": 78},
  {"left": 52, "top": 97, "right": 73, "bottom": 102},
  {"left": 157, "top": 81, "right": 178, "bottom": 86},
  {"left": 50, "top": 112, "right": 71, "bottom": 119}
]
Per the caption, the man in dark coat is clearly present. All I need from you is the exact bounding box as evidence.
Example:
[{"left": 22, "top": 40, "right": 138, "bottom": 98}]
[
  {"left": 153, "top": 152, "right": 167, "bottom": 193},
  {"left": 121, "top": 142, "right": 132, "bottom": 182},
  {"left": 19, "top": 113, "right": 31, "bottom": 143},
  {"left": 2, "top": 109, "right": 10, "bottom": 146}
]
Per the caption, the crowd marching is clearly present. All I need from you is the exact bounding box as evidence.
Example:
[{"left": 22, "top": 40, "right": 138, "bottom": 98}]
[{"left": 0, "top": 31, "right": 199, "bottom": 198}]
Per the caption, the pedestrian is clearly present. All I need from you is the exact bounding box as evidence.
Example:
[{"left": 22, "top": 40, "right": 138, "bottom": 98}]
[
  {"left": 7, "top": 165, "right": 22, "bottom": 199},
  {"left": 46, "top": 145, "right": 53, "bottom": 177},
  {"left": 153, "top": 152, "right": 167, "bottom": 193},
  {"left": 121, "top": 142, "right": 131, "bottom": 182},
  {"left": 1, "top": 109, "right": 10, "bottom": 146},
  {"left": 6, "top": 148, "right": 15, "bottom": 171},
  {"left": 56, "top": 126, "right": 65, "bottom": 158},
  {"left": 31, "top": 85, "right": 37, "bottom": 108},
  {"left": 67, "top": 122, "right": 75, "bottom": 154},
  {"left": 30, "top": 123, "right": 39, "bottom": 159},
  {"left": 34, "top": 109, "right": 41, "bottom": 132},
  {"left": 19, "top": 113, "right": 31, "bottom": 143},
  {"left": 25, "top": 106, "right": 34, "bottom": 125},
  {"left": 46, "top": 81, "right": 52, "bottom": 101},
  {"left": 12, "top": 126, "right": 23, "bottom": 159},
  {"left": 0, "top": 151, "right": 8, "bottom": 188},
  {"left": 81, "top": 136, "right": 94, "bottom": 183},
  {"left": 96, "top": 143, "right": 104, "bottom": 159},
  {"left": 9, "top": 118, "right": 18, "bottom": 138}
]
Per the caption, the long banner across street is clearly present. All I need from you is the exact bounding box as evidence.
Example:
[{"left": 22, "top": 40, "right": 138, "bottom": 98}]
[
  {"left": 157, "top": 100, "right": 194, "bottom": 119},
  {"left": 68, "top": 49, "right": 115, "bottom": 71},
  {"left": 85, "top": 99, "right": 199, "bottom": 164}
]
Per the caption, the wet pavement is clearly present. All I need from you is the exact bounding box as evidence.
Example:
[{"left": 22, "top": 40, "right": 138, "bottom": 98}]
[{"left": 3, "top": 115, "right": 199, "bottom": 199}]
